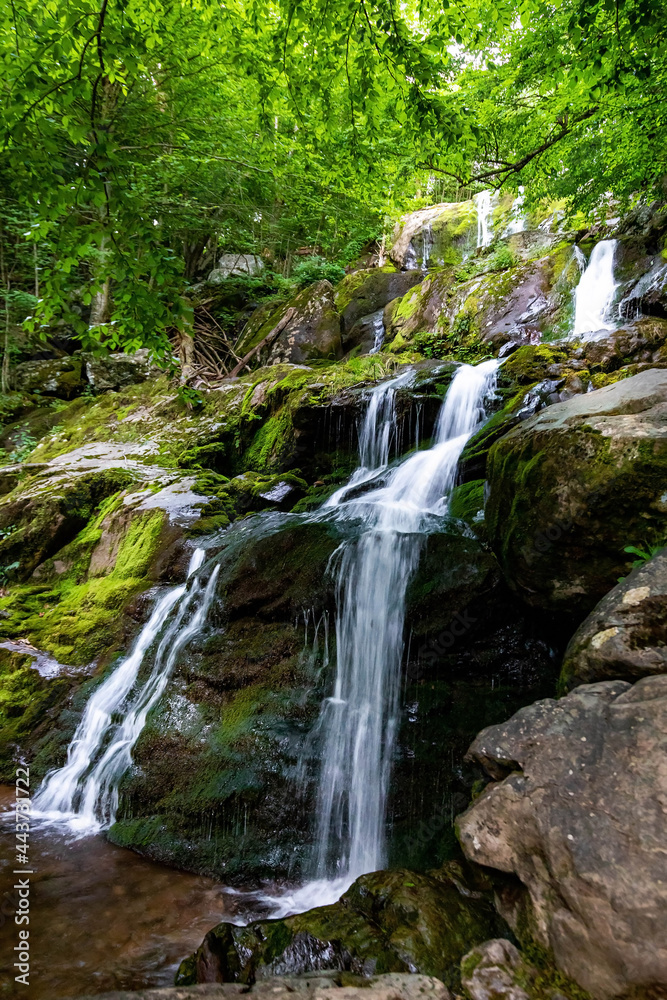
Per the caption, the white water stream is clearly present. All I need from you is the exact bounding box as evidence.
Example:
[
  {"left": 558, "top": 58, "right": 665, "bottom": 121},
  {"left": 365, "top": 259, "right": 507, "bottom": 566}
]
[
  {"left": 475, "top": 191, "right": 494, "bottom": 248},
  {"left": 262, "top": 359, "right": 500, "bottom": 916},
  {"left": 34, "top": 549, "right": 218, "bottom": 833},
  {"left": 572, "top": 239, "right": 619, "bottom": 337},
  {"left": 34, "top": 359, "right": 500, "bottom": 924}
]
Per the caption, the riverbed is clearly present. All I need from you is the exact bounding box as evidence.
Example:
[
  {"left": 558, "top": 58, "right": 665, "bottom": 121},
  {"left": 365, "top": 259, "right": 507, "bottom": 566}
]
[{"left": 0, "top": 786, "right": 235, "bottom": 999}]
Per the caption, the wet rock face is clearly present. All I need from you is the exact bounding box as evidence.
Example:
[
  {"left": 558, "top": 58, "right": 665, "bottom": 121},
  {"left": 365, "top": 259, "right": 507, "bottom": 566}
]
[
  {"left": 485, "top": 368, "right": 667, "bottom": 613},
  {"left": 389, "top": 202, "right": 478, "bottom": 270},
  {"left": 67, "top": 972, "right": 452, "bottom": 1000},
  {"left": 560, "top": 547, "right": 667, "bottom": 689},
  {"left": 111, "top": 514, "right": 535, "bottom": 884},
  {"left": 457, "top": 676, "right": 667, "bottom": 1000},
  {"left": 180, "top": 868, "right": 505, "bottom": 990}
]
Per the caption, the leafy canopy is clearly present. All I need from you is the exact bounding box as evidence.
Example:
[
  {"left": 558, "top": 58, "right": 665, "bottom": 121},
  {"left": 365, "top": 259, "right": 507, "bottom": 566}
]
[{"left": 0, "top": 0, "right": 665, "bottom": 356}]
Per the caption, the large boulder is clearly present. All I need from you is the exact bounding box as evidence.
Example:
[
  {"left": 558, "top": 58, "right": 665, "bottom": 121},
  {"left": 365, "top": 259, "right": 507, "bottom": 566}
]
[
  {"left": 383, "top": 247, "right": 581, "bottom": 352},
  {"left": 485, "top": 368, "right": 667, "bottom": 613},
  {"left": 389, "top": 201, "right": 478, "bottom": 270},
  {"left": 236, "top": 283, "right": 342, "bottom": 366},
  {"left": 82, "top": 350, "right": 152, "bottom": 392},
  {"left": 268, "top": 282, "right": 342, "bottom": 364},
  {"left": 560, "top": 547, "right": 667, "bottom": 689},
  {"left": 457, "top": 675, "right": 667, "bottom": 1000},
  {"left": 13, "top": 356, "right": 86, "bottom": 399},
  {"left": 178, "top": 868, "right": 506, "bottom": 989}
]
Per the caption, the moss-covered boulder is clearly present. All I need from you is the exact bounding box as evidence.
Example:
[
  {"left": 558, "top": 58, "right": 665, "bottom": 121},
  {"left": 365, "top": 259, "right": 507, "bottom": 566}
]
[
  {"left": 178, "top": 867, "right": 506, "bottom": 990},
  {"left": 236, "top": 282, "right": 342, "bottom": 365},
  {"left": 389, "top": 201, "right": 478, "bottom": 270},
  {"left": 13, "top": 356, "right": 87, "bottom": 399},
  {"left": 485, "top": 368, "right": 667, "bottom": 613},
  {"left": 383, "top": 245, "right": 580, "bottom": 356},
  {"left": 334, "top": 268, "right": 423, "bottom": 337}
]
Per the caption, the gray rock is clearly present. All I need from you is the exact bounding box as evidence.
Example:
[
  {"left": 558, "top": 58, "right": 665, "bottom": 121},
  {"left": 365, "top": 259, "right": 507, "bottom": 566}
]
[
  {"left": 64, "top": 974, "right": 451, "bottom": 1000},
  {"left": 485, "top": 367, "right": 667, "bottom": 612},
  {"left": 83, "top": 350, "right": 152, "bottom": 391},
  {"left": 560, "top": 547, "right": 667, "bottom": 689},
  {"left": 267, "top": 281, "right": 342, "bottom": 364},
  {"left": 208, "top": 254, "right": 264, "bottom": 281},
  {"left": 457, "top": 676, "right": 667, "bottom": 999},
  {"left": 461, "top": 939, "right": 532, "bottom": 1000},
  {"left": 13, "top": 356, "right": 86, "bottom": 399}
]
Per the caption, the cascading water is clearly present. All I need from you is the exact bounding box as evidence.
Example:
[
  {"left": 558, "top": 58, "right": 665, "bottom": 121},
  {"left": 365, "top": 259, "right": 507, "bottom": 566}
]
[
  {"left": 368, "top": 310, "right": 386, "bottom": 355},
  {"left": 505, "top": 186, "right": 526, "bottom": 235},
  {"left": 475, "top": 191, "right": 494, "bottom": 248},
  {"left": 572, "top": 239, "right": 619, "bottom": 337},
  {"left": 34, "top": 549, "right": 219, "bottom": 833},
  {"left": 263, "top": 359, "right": 500, "bottom": 917}
]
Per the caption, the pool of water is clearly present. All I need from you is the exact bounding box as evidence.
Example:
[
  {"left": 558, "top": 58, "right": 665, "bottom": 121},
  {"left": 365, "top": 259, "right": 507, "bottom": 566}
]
[{"left": 0, "top": 787, "right": 235, "bottom": 999}]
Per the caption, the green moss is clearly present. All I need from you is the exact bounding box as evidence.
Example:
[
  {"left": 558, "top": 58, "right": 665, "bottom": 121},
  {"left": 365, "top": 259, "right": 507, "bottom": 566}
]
[
  {"left": 501, "top": 345, "right": 568, "bottom": 385},
  {"left": 0, "top": 506, "right": 166, "bottom": 665},
  {"left": 449, "top": 480, "right": 485, "bottom": 523},
  {"left": 0, "top": 648, "right": 71, "bottom": 780}
]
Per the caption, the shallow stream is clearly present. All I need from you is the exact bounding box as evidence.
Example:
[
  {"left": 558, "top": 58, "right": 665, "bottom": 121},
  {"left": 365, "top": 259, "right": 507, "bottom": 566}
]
[{"left": 0, "top": 786, "right": 235, "bottom": 999}]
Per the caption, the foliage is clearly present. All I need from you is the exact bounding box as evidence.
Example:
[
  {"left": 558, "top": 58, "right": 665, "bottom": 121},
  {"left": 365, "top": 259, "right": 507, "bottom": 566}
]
[
  {"left": 0, "top": 0, "right": 665, "bottom": 367},
  {"left": 291, "top": 256, "right": 346, "bottom": 288}
]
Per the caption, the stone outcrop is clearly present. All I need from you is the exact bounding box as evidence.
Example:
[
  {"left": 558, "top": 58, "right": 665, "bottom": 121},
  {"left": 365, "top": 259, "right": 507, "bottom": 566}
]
[
  {"left": 485, "top": 367, "right": 667, "bottom": 613},
  {"left": 460, "top": 939, "right": 532, "bottom": 1000},
  {"left": 66, "top": 973, "right": 451, "bottom": 1000},
  {"left": 383, "top": 248, "right": 581, "bottom": 353},
  {"left": 389, "top": 201, "right": 478, "bottom": 270},
  {"left": 457, "top": 675, "right": 667, "bottom": 1000},
  {"left": 179, "top": 868, "right": 505, "bottom": 989},
  {"left": 560, "top": 547, "right": 667, "bottom": 689},
  {"left": 267, "top": 281, "right": 342, "bottom": 364}
]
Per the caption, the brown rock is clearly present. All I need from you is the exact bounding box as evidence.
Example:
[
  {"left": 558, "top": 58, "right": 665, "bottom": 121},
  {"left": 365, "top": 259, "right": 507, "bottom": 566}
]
[
  {"left": 457, "top": 676, "right": 667, "bottom": 999},
  {"left": 560, "top": 547, "right": 667, "bottom": 689}
]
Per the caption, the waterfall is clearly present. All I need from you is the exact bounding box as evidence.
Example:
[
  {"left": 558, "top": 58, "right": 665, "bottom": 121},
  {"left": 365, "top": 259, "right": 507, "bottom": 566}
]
[
  {"left": 421, "top": 221, "right": 433, "bottom": 271},
  {"left": 572, "top": 239, "right": 619, "bottom": 337},
  {"left": 264, "top": 359, "right": 499, "bottom": 917},
  {"left": 475, "top": 191, "right": 493, "bottom": 248},
  {"left": 505, "top": 186, "right": 526, "bottom": 235},
  {"left": 368, "top": 310, "right": 386, "bottom": 355},
  {"left": 34, "top": 549, "right": 218, "bottom": 834}
]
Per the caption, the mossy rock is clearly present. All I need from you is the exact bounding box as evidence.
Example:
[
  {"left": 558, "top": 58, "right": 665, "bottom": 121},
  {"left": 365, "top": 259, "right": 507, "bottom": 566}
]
[
  {"left": 485, "top": 368, "right": 667, "bottom": 612},
  {"left": 0, "top": 647, "right": 73, "bottom": 780},
  {"left": 178, "top": 867, "right": 507, "bottom": 989},
  {"left": 334, "top": 268, "right": 423, "bottom": 335}
]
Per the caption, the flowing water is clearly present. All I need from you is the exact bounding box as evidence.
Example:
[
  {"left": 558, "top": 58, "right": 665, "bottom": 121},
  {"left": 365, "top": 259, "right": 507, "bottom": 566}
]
[
  {"left": 475, "top": 191, "right": 494, "bottom": 248},
  {"left": 0, "top": 787, "right": 236, "bottom": 999},
  {"left": 34, "top": 549, "right": 219, "bottom": 833},
  {"left": 572, "top": 239, "right": 619, "bottom": 337},
  {"left": 505, "top": 186, "right": 526, "bottom": 235},
  {"left": 261, "top": 359, "right": 500, "bottom": 916},
  {"left": 28, "top": 360, "right": 500, "bottom": 946}
]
